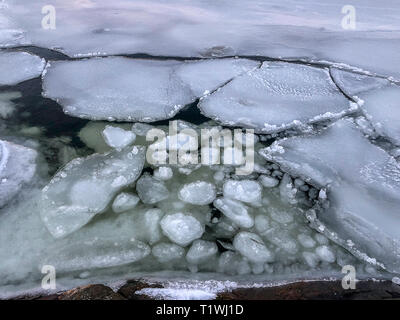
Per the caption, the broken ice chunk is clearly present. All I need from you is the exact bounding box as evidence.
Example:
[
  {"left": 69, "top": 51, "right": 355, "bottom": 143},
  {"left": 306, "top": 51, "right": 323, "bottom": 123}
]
[
  {"left": 213, "top": 197, "right": 254, "bottom": 229},
  {"left": 45, "top": 238, "right": 150, "bottom": 272},
  {"left": 223, "top": 179, "right": 262, "bottom": 205},
  {"left": 260, "top": 118, "right": 400, "bottom": 273},
  {"left": 153, "top": 166, "right": 173, "bottom": 181},
  {"left": 0, "top": 52, "right": 45, "bottom": 86},
  {"left": 111, "top": 192, "right": 140, "bottom": 213},
  {"left": 102, "top": 125, "right": 136, "bottom": 150},
  {"left": 233, "top": 231, "right": 274, "bottom": 264},
  {"left": 133, "top": 208, "right": 164, "bottom": 245},
  {"left": 152, "top": 242, "right": 185, "bottom": 263},
  {"left": 199, "top": 62, "right": 353, "bottom": 133},
  {"left": 42, "top": 57, "right": 257, "bottom": 122},
  {"left": 178, "top": 181, "right": 216, "bottom": 205},
  {"left": 136, "top": 174, "right": 169, "bottom": 204},
  {"left": 0, "top": 140, "right": 38, "bottom": 207},
  {"left": 186, "top": 240, "right": 218, "bottom": 265},
  {"left": 258, "top": 175, "right": 279, "bottom": 188},
  {"left": 279, "top": 174, "right": 297, "bottom": 205},
  {"left": 218, "top": 251, "right": 251, "bottom": 275},
  {"left": 39, "top": 146, "right": 145, "bottom": 238},
  {"left": 160, "top": 213, "right": 204, "bottom": 247}
]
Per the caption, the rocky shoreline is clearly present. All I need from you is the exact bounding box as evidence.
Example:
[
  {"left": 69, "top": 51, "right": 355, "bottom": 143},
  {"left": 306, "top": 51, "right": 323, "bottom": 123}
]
[{"left": 14, "top": 279, "right": 400, "bottom": 300}]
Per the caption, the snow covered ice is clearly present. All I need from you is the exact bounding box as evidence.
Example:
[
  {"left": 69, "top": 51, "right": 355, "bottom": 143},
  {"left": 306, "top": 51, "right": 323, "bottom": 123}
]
[
  {"left": 0, "top": 51, "right": 44, "bottom": 86},
  {"left": 42, "top": 57, "right": 257, "bottom": 122},
  {"left": 199, "top": 62, "right": 355, "bottom": 133}
]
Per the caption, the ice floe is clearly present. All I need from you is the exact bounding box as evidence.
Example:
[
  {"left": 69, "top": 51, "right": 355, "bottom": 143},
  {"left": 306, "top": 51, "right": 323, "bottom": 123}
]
[
  {"left": 260, "top": 118, "right": 400, "bottom": 273},
  {"left": 2, "top": 0, "right": 400, "bottom": 80},
  {"left": 39, "top": 146, "right": 145, "bottom": 238},
  {"left": 0, "top": 51, "right": 44, "bottom": 86},
  {"left": 42, "top": 57, "right": 257, "bottom": 122},
  {"left": 199, "top": 62, "right": 355, "bottom": 133}
]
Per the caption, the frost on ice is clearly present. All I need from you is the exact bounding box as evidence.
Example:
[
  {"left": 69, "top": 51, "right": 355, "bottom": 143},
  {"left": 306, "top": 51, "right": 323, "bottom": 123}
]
[
  {"left": 0, "top": 52, "right": 45, "bottom": 86},
  {"left": 40, "top": 146, "right": 145, "bottom": 238},
  {"left": 261, "top": 118, "right": 400, "bottom": 273},
  {"left": 199, "top": 62, "right": 354, "bottom": 133},
  {"left": 0, "top": 140, "right": 38, "bottom": 207},
  {"left": 42, "top": 57, "right": 257, "bottom": 122}
]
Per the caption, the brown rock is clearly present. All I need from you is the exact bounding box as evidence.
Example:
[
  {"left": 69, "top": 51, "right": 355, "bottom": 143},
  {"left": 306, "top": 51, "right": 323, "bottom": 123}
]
[
  {"left": 58, "top": 284, "right": 126, "bottom": 300},
  {"left": 118, "top": 279, "right": 163, "bottom": 300}
]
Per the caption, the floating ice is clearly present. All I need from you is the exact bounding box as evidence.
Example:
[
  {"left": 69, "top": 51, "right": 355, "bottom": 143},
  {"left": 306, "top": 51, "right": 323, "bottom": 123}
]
[
  {"left": 359, "top": 84, "right": 400, "bottom": 146},
  {"left": 102, "top": 125, "right": 136, "bottom": 150},
  {"left": 152, "top": 242, "right": 185, "bottom": 263},
  {"left": 213, "top": 197, "right": 254, "bottom": 228},
  {"left": 42, "top": 57, "right": 257, "bottom": 122},
  {"left": 111, "top": 192, "right": 139, "bottom": 213},
  {"left": 199, "top": 62, "right": 354, "bottom": 133},
  {"left": 178, "top": 181, "right": 216, "bottom": 205},
  {"left": 136, "top": 174, "right": 170, "bottom": 204},
  {"left": 0, "top": 51, "right": 45, "bottom": 86},
  {"left": 2, "top": 1, "right": 400, "bottom": 79},
  {"left": 45, "top": 238, "right": 150, "bottom": 272},
  {"left": 261, "top": 118, "right": 400, "bottom": 273},
  {"left": 153, "top": 166, "right": 173, "bottom": 181},
  {"left": 223, "top": 179, "right": 262, "bottom": 205},
  {"left": 233, "top": 231, "right": 274, "bottom": 264},
  {"left": 258, "top": 175, "right": 279, "bottom": 188},
  {"left": 39, "top": 146, "right": 145, "bottom": 238},
  {"left": 186, "top": 240, "right": 218, "bottom": 265},
  {"left": 0, "top": 140, "right": 38, "bottom": 207},
  {"left": 0, "top": 92, "right": 20, "bottom": 119},
  {"left": 160, "top": 213, "right": 204, "bottom": 247},
  {"left": 329, "top": 68, "right": 389, "bottom": 98}
]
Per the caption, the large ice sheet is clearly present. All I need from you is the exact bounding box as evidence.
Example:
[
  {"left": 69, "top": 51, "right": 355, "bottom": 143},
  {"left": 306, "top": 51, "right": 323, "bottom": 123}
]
[
  {"left": 0, "top": 51, "right": 45, "bottom": 86},
  {"left": 199, "top": 62, "right": 354, "bottom": 133},
  {"left": 42, "top": 57, "right": 257, "bottom": 122},
  {"left": 0, "top": 140, "right": 37, "bottom": 207},
  {"left": 39, "top": 146, "right": 145, "bottom": 238},
  {"left": 359, "top": 85, "right": 400, "bottom": 147},
  {"left": 260, "top": 119, "right": 400, "bottom": 273},
  {"left": 1, "top": 0, "right": 400, "bottom": 79}
]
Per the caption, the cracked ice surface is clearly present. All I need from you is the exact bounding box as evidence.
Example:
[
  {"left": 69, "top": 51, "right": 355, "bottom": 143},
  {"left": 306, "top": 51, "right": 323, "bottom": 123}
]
[
  {"left": 260, "top": 118, "right": 400, "bottom": 273},
  {"left": 39, "top": 146, "right": 145, "bottom": 238},
  {"left": 199, "top": 62, "right": 355, "bottom": 133},
  {"left": 331, "top": 68, "right": 400, "bottom": 147},
  {"left": 0, "top": 51, "right": 45, "bottom": 86},
  {"left": 1, "top": 0, "right": 400, "bottom": 79},
  {"left": 42, "top": 57, "right": 258, "bottom": 122}
]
